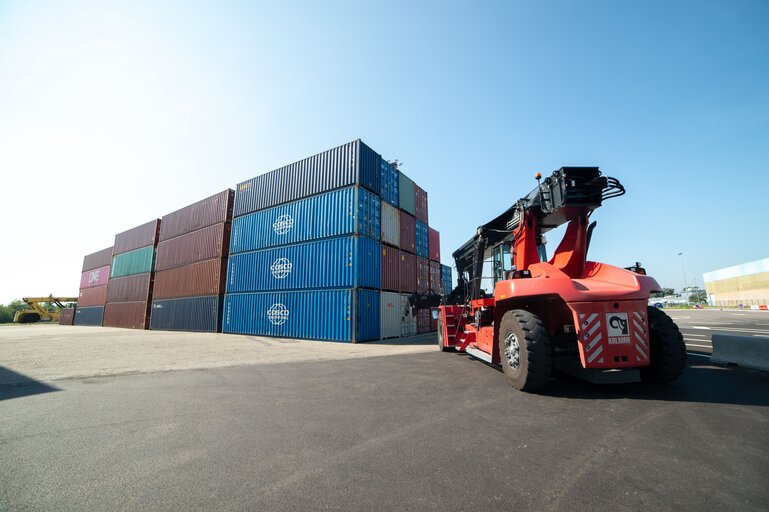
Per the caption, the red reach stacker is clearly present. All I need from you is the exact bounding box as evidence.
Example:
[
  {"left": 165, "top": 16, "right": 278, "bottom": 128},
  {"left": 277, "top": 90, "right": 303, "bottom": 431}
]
[{"left": 438, "top": 167, "right": 686, "bottom": 391}]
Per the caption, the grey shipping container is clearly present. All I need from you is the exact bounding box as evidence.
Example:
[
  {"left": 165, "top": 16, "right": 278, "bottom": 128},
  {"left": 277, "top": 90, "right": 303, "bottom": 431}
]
[
  {"left": 82, "top": 246, "right": 114, "bottom": 272},
  {"left": 381, "top": 202, "right": 400, "bottom": 247},
  {"left": 114, "top": 219, "right": 160, "bottom": 255},
  {"left": 399, "top": 173, "right": 416, "bottom": 215},
  {"left": 150, "top": 295, "right": 222, "bottom": 332},
  {"left": 159, "top": 189, "right": 234, "bottom": 242},
  {"left": 74, "top": 306, "right": 104, "bottom": 326},
  {"left": 234, "top": 139, "right": 381, "bottom": 217},
  {"left": 380, "top": 291, "right": 401, "bottom": 339}
]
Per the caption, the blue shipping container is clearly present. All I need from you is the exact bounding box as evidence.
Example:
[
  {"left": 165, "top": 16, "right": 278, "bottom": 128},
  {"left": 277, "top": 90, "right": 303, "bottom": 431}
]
[
  {"left": 380, "top": 160, "right": 399, "bottom": 207},
  {"left": 441, "top": 265, "right": 453, "bottom": 296},
  {"left": 150, "top": 295, "right": 222, "bottom": 332},
  {"left": 415, "top": 220, "right": 429, "bottom": 259},
  {"left": 234, "top": 139, "right": 381, "bottom": 217},
  {"left": 230, "top": 187, "right": 380, "bottom": 254},
  {"left": 223, "top": 289, "right": 380, "bottom": 342},
  {"left": 74, "top": 306, "right": 104, "bottom": 326},
  {"left": 227, "top": 236, "right": 381, "bottom": 293}
]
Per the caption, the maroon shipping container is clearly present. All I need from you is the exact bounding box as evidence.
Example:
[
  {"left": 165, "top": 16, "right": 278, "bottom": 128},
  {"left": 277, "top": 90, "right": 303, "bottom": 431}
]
[
  {"left": 415, "top": 185, "right": 428, "bottom": 223},
  {"left": 155, "top": 223, "right": 230, "bottom": 272},
  {"left": 82, "top": 246, "right": 113, "bottom": 272},
  {"left": 399, "top": 211, "right": 416, "bottom": 254},
  {"left": 417, "top": 256, "right": 430, "bottom": 294},
  {"left": 399, "top": 251, "right": 416, "bottom": 293},
  {"left": 107, "top": 273, "right": 152, "bottom": 303},
  {"left": 78, "top": 285, "right": 107, "bottom": 307},
  {"left": 114, "top": 219, "right": 160, "bottom": 256},
  {"left": 428, "top": 228, "right": 440, "bottom": 262},
  {"left": 153, "top": 259, "right": 227, "bottom": 299},
  {"left": 103, "top": 301, "right": 150, "bottom": 329},
  {"left": 59, "top": 307, "right": 76, "bottom": 326},
  {"left": 80, "top": 265, "right": 110, "bottom": 289},
  {"left": 429, "top": 260, "right": 442, "bottom": 294},
  {"left": 381, "top": 246, "right": 400, "bottom": 291},
  {"left": 159, "top": 189, "right": 235, "bottom": 242},
  {"left": 417, "top": 308, "right": 431, "bottom": 334}
]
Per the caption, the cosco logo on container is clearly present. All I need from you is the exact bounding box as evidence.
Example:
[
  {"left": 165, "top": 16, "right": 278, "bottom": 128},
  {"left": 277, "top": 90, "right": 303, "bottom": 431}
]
[
  {"left": 267, "top": 303, "right": 289, "bottom": 325},
  {"left": 273, "top": 214, "right": 294, "bottom": 235},
  {"left": 270, "top": 258, "right": 292, "bottom": 279}
]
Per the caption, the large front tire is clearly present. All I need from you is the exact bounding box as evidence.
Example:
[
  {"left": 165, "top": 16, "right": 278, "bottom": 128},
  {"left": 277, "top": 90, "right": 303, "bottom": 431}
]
[
  {"left": 498, "top": 310, "right": 552, "bottom": 391},
  {"left": 437, "top": 313, "right": 448, "bottom": 352},
  {"left": 641, "top": 307, "right": 686, "bottom": 384}
]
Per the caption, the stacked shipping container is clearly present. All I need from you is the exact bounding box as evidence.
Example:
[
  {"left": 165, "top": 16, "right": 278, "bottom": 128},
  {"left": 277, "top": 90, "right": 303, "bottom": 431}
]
[
  {"left": 75, "top": 246, "right": 113, "bottom": 326},
  {"left": 150, "top": 190, "right": 234, "bottom": 332},
  {"left": 104, "top": 220, "right": 160, "bottom": 329}
]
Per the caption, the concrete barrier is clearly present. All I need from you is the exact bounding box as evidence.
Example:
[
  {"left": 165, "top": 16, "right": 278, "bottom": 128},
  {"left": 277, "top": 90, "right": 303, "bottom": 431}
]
[{"left": 711, "top": 335, "right": 769, "bottom": 372}]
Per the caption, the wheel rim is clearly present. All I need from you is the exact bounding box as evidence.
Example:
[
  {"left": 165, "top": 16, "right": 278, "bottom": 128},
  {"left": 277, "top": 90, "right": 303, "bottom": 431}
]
[{"left": 504, "top": 332, "right": 520, "bottom": 369}]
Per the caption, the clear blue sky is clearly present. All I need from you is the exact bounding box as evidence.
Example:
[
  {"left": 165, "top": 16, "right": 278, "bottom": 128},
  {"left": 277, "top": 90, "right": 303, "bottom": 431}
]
[{"left": 1, "top": 0, "right": 767, "bottom": 302}]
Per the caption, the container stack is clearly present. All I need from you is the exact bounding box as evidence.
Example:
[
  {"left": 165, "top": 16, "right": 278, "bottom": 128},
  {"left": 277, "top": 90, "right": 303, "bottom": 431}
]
[
  {"left": 104, "top": 220, "right": 160, "bottom": 329},
  {"left": 149, "top": 190, "right": 234, "bottom": 332},
  {"left": 74, "top": 246, "right": 113, "bottom": 326},
  {"left": 223, "top": 140, "right": 382, "bottom": 342}
]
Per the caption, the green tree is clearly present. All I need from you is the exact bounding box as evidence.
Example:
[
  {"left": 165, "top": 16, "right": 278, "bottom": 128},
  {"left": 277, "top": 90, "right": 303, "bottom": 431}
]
[
  {"left": 689, "top": 291, "right": 707, "bottom": 304},
  {"left": 0, "top": 300, "right": 30, "bottom": 323},
  {"left": 650, "top": 288, "right": 675, "bottom": 298}
]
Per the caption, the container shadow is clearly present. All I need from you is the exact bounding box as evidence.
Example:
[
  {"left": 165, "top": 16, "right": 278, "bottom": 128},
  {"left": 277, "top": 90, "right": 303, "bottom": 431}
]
[
  {"left": 365, "top": 332, "right": 438, "bottom": 346},
  {"left": 0, "top": 366, "right": 60, "bottom": 401}
]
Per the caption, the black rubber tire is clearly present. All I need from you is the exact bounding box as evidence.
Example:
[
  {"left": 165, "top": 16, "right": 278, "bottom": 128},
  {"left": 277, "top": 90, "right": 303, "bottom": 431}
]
[
  {"left": 641, "top": 306, "right": 686, "bottom": 384},
  {"left": 16, "top": 312, "right": 40, "bottom": 324},
  {"left": 498, "top": 310, "right": 552, "bottom": 391},
  {"left": 437, "top": 313, "right": 449, "bottom": 351}
]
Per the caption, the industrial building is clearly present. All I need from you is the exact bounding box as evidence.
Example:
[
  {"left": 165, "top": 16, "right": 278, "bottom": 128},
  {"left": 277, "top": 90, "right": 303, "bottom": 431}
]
[{"left": 703, "top": 258, "right": 769, "bottom": 308}]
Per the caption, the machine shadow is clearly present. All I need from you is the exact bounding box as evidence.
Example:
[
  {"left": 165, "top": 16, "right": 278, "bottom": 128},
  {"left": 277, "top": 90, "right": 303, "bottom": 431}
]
[
  {"left": 539, "top": 360, "right": 769, "bottom": 407},
  {"left": 365, "top": 332, "right": 438, "bottom": 346},
  {"left": 0, "top": 366, "right": 60, "bottom": 401}
]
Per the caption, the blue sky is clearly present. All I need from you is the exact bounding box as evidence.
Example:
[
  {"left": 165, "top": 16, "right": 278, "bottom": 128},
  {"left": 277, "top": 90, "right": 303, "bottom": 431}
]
[{"left": 0, "top": 0, "right": 767, "bottom": 302}]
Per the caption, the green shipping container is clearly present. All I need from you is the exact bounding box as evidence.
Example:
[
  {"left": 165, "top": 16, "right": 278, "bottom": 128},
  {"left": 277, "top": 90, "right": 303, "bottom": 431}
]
[
  {"left": 111, "top": 246, "right": 155, "bottom": 278},
  {"left": 399, "top": 173, "right": 416, "bottom": 215}
]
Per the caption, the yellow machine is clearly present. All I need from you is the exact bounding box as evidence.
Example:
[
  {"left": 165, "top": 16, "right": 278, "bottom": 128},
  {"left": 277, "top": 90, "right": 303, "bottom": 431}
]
[{"left": 14, "top": 297, "right": 78, "bottom": 323}]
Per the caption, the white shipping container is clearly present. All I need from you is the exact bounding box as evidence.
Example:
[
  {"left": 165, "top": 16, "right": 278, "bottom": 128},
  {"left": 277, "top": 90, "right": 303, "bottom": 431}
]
[
  {"left": 381, "top": 202, "right": 400, "bottom": 247},
  {"left": 401, "top": 293, "right": 417, "bottom": 336},
  {"left": 380, "top": 291, "right": 402, "bottom": 339}
]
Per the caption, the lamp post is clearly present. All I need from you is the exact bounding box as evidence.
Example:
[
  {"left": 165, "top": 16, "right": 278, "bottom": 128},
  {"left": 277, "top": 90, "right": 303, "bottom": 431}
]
[{"left": 678, "top": 252, "right": 688, "bottom": 299}]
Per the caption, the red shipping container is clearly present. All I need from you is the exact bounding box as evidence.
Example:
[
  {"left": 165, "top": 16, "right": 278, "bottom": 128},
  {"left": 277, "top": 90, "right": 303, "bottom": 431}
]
[
  {"left": 417, "top": 308, "right": 431, "bottom": 334},
  {"left": 153, "top": 259, "right": 227, "bottom": 299},
  {"left": 399, "top": 211, "right": 416, "bottom": 254},
  {"left": 80, "top": 265, "right": 110, "bottom": 289},
  {"left": 381, "top": 246, "right": 400, "bottom": 292},
  {"left": 107, "top": 273, "right": 153, "bottom": 303},
  {"left": 59, "top": 307, "right": 76, "bottom": 325},
  {"left": 159, "top": 189, "right": 234, "bottom": 242},
  {"left": 416, "top": 257, "right": 430, "bottom": 294},
  {"left": 114, "top": 219, "right": 160, "bottom": 255},
  {"left": 155, "top": 222, "right": 230, "bottom": 271},
  {"left": 399, "top": 251, "right": 416, "bottom": 293},
  {"left": 428, "top": 228, "right": 441, "bottom": 262},
  {"left": 82, "top": 246, "right": 113, "bottom": 272},
  {"left": 429, "top": 260, "right": 442, "bottom": 294},
  {"left": 104, "top": 301, "right": 150, "bottom": 329},
  {"left": 78, "top": 285, "right": 108, "bottom": 307},
  {"left": 415, "top": 185, "right": 428, "bottom": 223}
]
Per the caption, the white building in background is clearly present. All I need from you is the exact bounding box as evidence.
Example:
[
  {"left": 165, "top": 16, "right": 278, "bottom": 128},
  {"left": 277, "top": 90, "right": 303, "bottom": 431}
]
[{"left": 703, "top": 258, "right": 769, "bottom": 308}]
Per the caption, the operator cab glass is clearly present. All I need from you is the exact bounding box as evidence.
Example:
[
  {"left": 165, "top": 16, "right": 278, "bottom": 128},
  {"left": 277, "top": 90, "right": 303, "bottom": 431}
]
[{"left": 492, "top": 243, "right": 513, "bottom": 283}]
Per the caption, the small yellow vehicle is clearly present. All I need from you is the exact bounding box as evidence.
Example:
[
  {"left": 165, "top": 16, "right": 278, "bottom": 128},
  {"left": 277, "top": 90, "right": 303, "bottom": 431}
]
[{"left": 14, "top": 297, "right": 78, "bottom": 323}]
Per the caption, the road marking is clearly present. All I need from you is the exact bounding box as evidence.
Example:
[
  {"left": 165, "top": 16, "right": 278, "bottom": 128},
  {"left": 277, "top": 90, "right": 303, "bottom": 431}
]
[
  {"left": 681, "top": 333, "right": 707, "bottom": 337},
  {"left": 691, "top": 326, "right": 711, "bottom": 330},
  {"left": 686, "top": 352, "right": 710, "bottom": 358},
  {"left": 754, "top": 334, "right": 769, "bottom": 338},
  {"left": 707, "top": 327, "right": 769, "bottom": 334},
  {"left": 686, "top": 343, "right": 713, "bottom": 349}
]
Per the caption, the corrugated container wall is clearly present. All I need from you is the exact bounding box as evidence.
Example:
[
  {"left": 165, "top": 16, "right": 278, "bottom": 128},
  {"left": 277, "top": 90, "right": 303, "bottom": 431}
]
[
  {"left": 230, "top": 187, "right": 380, "bottom": 254},
  {"left": 414, "top": 185, "right": 428, "bottom": 223},
  {"left": 153, "top": 259, "right": 227, "bottom": 299},
  {"left": 150, "top": 296, "right": 222, "bottom": 332},
  {"left": 428, "top": 228, "right": 441, "bottom": 262},
  {"left": 234, "top": 139, "right": 381, "bottom": 217},
  {"left": 82, "top": 247, "right": 113, "bottom": 272},
  {"left": 400, "top": 294, "right": 417, "bottom": 336},
  {"left": 226, "top": 236, "right": 381, "bottom": 293},
  {"left": 381, "top": 246, "right": 400, "bottom": 291},
  {"left": 400, "top": 211, "right": 416, "bottom": 254},
  {"left": 399, "top": 173, "right": 416, "bottom": 215},
  {"left": 74, "top": 306, "right": 104, "bottom": 326},
  {"left": 78, "top": 286, "right": 107, "bottom": 307},
  {"left": 107, "top": 273, "right": 153, "bottom": 303},
  {"left": 429, "top": 261, "right": 441, "bottom": 294},
  {"left": 113, "top": 219, "right": 160, "bottom": 255},
  {"left": 417, "top": 309, "right": 431, "bottom": 334},
  {"left": 415, "top": 220, "right": 429, "bottom": 259},
  {"left": 416, "top": 257, "right": 430, "bottom": 294},
  {"left": 380, "top": 202, "right": 400, "bottom": 248},
  {"left": 59, "top": 307, "right": 76, "bottom": 326},
  {"left": 380, "top": 291, "right": 401, "bottom": 339},
  {"left": 80, "top": 265, "right": 110, "bottom": 289},
  {"left": 159, "top": 189, "right": 234, "bottom": 241},
  {"left": 441, "top": 265, "right": 453, "bottom": 296},
  {"left": 380, "top": 160, "right": 399, "bottom": 207},
  {"left": 399, "top": 251, "right": 416, "bottom": 293},
  {"left": 104, "top": 302, "right": 150, "bottom": 329},
  {"left": 155, "top": 223, "right": 230, "bottom": 271},
  {"left": 111, "top": 246, "right": 155, "bottom": 278},
  {"left": 223, "top": 289, "right": 380, "bottom": 342}
]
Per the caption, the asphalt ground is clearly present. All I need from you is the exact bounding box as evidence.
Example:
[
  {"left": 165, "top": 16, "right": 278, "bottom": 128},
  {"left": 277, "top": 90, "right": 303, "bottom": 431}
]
[
  {"left": 665, "top": 308, "right": 769, "bottom": 356},
  {"left": 1, "top": 323, "right": 768, "bottom": 511}
]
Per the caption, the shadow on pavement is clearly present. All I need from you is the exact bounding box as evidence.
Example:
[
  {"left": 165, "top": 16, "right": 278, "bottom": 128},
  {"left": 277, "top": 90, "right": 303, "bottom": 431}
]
[
  {"left": 539, "top": 359, "right": 769, "bottom": 406},
  {"left": 365, "top": 333, "right": 438, "bottom": 346},
  {"left": 0, "top": 366, "right": 60, "bottom": 401}
]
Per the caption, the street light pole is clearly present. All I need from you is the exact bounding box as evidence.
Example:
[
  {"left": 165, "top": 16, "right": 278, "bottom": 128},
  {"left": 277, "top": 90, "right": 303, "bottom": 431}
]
[{"left": 678, "top": 252, "right": 688, "bottom": 298}]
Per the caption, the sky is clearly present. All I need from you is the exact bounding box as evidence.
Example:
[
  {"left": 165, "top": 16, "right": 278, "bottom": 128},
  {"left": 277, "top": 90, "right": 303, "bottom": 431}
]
[{"left": 0, "top": 0, "right": 767, "bottom": 304}]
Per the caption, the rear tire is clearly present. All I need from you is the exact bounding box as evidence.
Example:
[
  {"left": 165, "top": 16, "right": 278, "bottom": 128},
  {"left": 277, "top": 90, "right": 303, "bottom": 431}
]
[
  {"left": 16, "top": 312, "right": 41, "bottom": 323},
  {"left": 498, "top": 310, "right": 552, "bottom": 391},
  {"left": 641, "top": 307, "right": 686, "bottom": 384},
  {"left": 437, "top": 313, "right": 450, "bottom": 352}
]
